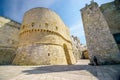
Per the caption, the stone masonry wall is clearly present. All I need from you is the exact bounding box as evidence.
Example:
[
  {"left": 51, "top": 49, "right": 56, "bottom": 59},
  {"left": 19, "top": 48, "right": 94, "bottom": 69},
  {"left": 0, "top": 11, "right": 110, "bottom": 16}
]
[
  {"left": 100, "top": 1, "right": 120, "bottom": 34},
  {"left": 100, "top": 1, "right": 120, "bottom": 49},
  {"left": 81, "top": 2, "right": 120, "bottom": 65},
  {"left": 71, "top": 35, "right": 82, "bottom": 60},
  {"left": 0, "top": 16, "right": 20, "bottom": 64},
  {"left": 13, "top": 8, "right": 76, "bottom": 65}
]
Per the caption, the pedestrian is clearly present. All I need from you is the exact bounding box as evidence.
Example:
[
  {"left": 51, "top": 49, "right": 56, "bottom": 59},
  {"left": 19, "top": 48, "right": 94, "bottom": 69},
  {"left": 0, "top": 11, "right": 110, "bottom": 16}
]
[{"left": 93, "top": 56, "right": 98, "bottom": 66}]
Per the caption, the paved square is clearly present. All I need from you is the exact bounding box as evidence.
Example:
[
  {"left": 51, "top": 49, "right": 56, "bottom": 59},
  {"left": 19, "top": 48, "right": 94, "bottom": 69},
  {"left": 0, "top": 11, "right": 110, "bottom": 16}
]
[{"left": 0, "top": 60, "right": 120, "bottom": 80}]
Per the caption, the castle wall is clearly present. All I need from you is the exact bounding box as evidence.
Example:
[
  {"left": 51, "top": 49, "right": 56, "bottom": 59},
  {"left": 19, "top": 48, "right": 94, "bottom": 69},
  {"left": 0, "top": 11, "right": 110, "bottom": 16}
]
[
  {"left": 0, "top": 16, "right": 20, "bottom": 64},
  {"left": 100, "top": 2, "right": 120, "bottom": 34},
  {"left": 13, "top": 44, "right": 68, "bottom": 65},
  {"left": 13, "top": 30, "right": 75, "bottom": 65},
  {"left": 22, "top": 8, "right": 71, "bottom": 41},
  {"left": 0, "top": 17, "right": 20, "bottom": 47},
  {"left": 13, "top": 8, "right": 76, "bottom": 65},
  {"left": 100, "top": 2, "right": 120, "bottom": 49},
  {"left": 81, "top": 2, "right": 120, "bottom": 64},
  {"left": 71, "top": 36, "right": 82, "bottom": 60}
]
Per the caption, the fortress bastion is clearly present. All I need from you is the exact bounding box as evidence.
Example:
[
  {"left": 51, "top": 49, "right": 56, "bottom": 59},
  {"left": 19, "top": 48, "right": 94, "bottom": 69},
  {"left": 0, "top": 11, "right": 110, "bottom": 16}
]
[{"left": 13, "top": 7, "right": 76, "bottom": 65}]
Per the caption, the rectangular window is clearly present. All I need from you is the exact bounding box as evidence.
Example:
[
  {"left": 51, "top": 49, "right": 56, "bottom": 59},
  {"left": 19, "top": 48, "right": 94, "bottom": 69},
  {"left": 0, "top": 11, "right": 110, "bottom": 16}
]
[{"left": 113, "top": 33, "right": 120, "bottom": 44}]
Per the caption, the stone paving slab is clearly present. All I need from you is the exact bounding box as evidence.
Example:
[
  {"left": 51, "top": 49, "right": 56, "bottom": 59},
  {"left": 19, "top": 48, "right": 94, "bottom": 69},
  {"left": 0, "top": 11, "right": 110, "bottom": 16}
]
[{"left": 0, "top": 60, "right": 120, "bottom": 80}]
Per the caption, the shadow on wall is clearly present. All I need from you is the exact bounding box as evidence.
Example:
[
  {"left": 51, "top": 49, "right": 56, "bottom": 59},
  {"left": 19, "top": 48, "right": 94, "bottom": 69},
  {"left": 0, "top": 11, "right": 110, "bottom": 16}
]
[
  {"left": 22, "top": 65, "right": 120, "bottom": 80},
  {"left": 0, "top": 48, "right": 16, "bottom": 65}
]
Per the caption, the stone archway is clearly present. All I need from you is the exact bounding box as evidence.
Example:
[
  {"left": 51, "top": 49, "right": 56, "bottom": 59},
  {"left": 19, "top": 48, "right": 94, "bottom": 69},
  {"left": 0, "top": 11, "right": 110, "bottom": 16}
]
[{"left": 63, "top": 44, "right": 72, "bottom": 64}]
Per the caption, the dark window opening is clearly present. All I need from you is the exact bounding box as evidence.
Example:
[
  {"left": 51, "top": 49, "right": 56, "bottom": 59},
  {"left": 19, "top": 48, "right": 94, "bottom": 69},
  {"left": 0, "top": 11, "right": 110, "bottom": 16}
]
[
  {"left": 89, "top": 7, "right": 93, "bottom": 10},
  {"left": 113, "top": 33, "right": 120, "bottom": 44},
  {"left": 56, "top": 26, "right": 58, "bottom": 30},
  {"left": 31, "top": 22, "right": 34, "bottom": 27},
  {"left": 23, "top": 25, "right": 25, "bottom": 29},
  {"left": 45, "top": 23, "right": 48, "bottom": 27},
  {"left": 48, "top": 53, "right": 50, "bottom": 56}
]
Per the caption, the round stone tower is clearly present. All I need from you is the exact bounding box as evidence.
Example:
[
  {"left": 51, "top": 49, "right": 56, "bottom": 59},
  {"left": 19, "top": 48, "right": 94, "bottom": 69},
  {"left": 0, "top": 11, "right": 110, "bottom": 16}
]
[{"left": 13, "top": 7, "right": 76, "bottom": 65}]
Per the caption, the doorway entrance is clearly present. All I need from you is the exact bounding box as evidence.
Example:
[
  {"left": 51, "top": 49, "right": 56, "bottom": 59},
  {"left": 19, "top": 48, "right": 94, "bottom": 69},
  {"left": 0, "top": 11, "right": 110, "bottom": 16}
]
[{"left": 63, "top": 44, "right": 72, "bottom": 64}]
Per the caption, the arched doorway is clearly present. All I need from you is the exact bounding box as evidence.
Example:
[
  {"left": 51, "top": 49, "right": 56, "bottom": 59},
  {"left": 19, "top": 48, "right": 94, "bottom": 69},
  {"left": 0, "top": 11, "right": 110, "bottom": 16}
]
[{"left": 63, "top": 44, "right": 72, "bottom": 64}]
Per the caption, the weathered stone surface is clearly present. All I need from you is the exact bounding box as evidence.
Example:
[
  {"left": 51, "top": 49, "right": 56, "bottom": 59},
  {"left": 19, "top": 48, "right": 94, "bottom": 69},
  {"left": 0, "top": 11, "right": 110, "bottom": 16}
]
[
  {"left": 71, "top": 35, "right": 82, "bottom": 60},
  {"left": 0, "top": 47, "right": 16, "bottom": 65},
  {"left": 13, "top": 8, "right": 76, "bottom": 65},
  {"left": 71, "top": 35, "right": 88, "bottom": 60},
  {"left": 100, "top": 1, "right": 120, "bottom": 49},
  {"left": 0, "top": 16, "right": 20, "bottom": 65},
  {"left": 0, "top": 16, "right": 20, "bottom": 47},
  {"left": 100, "top": 1, "right": 120, "bottom": 34},
  {"left": 81, "top": 1, "right": 120, "bottom": 65}
]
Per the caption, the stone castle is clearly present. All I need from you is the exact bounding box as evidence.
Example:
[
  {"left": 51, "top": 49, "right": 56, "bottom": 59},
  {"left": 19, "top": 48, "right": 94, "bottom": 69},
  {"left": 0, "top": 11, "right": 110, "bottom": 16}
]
[
  {"left": 1, "top": 0, "right": 120, "bottom": 65},
  {"left": 0, "top": 8, "right": 81, "bottom": 65},
  {"left": 81, "top": 0, "right": 120, "bottom": 65},
  {"left": 13, "top": 8, "right": 76, "bottom": 65}
]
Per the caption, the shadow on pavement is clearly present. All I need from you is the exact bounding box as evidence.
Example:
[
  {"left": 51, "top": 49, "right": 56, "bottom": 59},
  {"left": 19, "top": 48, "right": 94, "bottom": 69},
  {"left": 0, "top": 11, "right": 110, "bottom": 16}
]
[{"left": 22, "top": 64, "right": 120, "bottom": 80}]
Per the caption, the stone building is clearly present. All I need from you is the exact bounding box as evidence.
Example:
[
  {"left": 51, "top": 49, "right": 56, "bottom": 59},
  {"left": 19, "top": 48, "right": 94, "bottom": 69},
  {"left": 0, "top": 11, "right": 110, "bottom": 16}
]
[
  {"left": 100, "top": 0, "right": 120, "bottom": 49},
  {"left": 71, "top": 35, "right": 88, "bottom": 60},
  {"left": 13, "top": 8, "right": 76, "bottom": 65},
  {"left": 0, "top": 16, "right": 20, "bottom": 64},
  {"left": 81, "top": 0, "right": 120, "bottom": 65},
  {"left": 71, "top": 35, "right": 82, "bottom": 60}
]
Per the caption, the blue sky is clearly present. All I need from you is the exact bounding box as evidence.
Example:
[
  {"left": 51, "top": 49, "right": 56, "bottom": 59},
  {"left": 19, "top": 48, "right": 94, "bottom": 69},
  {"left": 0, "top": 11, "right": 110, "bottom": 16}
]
[{"left": 0, "top": 0, "right": 114, "bottom": 44}]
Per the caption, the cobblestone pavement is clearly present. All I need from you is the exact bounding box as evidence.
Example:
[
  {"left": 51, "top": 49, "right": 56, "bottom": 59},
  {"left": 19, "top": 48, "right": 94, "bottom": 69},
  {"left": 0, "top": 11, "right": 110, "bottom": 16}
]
[{"left": 0, "top": 60, "right": 120, "bottom": 80}]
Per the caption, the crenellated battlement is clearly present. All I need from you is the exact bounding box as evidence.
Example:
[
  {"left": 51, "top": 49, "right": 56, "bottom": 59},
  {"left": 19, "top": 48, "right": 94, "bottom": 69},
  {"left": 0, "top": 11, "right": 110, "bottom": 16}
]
[
  {"left": 21, "top": 22, "right": 58, "bottom": 31},
  {"left": 81, "top": 0, "right": 99, "bottom": 13},
  {"left": 19, "top": 28, "right": 72, "bottom": 44}
]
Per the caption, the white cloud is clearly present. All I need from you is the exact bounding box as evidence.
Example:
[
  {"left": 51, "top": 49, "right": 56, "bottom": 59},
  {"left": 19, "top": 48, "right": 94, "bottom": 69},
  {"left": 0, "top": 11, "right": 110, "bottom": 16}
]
[
  {"left": 6, "top": 0, "right": 58, "bottom": 22},
  {"left": 70, "top": 20, "right": 86, "bottom": 44}
]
